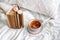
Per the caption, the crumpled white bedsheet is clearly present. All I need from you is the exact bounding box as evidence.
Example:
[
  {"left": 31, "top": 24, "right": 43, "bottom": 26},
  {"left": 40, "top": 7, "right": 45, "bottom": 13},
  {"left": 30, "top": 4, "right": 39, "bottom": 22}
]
[{"left": 0, "top": 0, "right": 60, "bottom": 40}]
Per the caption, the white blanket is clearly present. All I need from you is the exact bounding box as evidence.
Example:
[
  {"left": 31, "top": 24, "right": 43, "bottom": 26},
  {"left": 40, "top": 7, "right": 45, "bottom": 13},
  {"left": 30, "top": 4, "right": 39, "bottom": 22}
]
[{"left": 0, "top": 0, "right": 60, "bottom": 40}]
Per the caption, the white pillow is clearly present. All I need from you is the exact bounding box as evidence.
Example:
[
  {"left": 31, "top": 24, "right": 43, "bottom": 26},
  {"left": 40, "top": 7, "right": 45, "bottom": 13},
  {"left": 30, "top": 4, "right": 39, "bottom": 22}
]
[{"left": 0, "top": 0, "right": 60, "bottom": 19}]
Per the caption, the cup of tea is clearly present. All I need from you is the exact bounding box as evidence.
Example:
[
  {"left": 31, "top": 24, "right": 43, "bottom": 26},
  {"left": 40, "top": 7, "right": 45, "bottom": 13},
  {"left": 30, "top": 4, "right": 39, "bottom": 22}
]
[{"left": 27, "top": 19, "right": 43, "bottom": 34}]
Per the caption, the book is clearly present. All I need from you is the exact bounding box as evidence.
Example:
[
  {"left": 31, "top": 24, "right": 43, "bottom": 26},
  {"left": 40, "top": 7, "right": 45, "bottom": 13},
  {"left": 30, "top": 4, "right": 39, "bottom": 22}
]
[{"left": 6, "top": 5, "right": 24, "bottom": 29}]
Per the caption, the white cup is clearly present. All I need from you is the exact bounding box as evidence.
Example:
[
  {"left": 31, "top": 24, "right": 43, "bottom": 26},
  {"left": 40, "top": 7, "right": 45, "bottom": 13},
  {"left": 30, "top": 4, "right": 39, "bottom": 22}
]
[{"left": 27, "top": 19, "right": 43, "bottom": 34}]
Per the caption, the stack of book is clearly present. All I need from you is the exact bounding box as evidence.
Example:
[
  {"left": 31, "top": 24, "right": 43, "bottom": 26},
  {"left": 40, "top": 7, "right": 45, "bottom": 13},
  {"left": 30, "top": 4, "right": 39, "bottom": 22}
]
[{"left": 6, "top": 5, "right": 24, "bottom": 29}]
